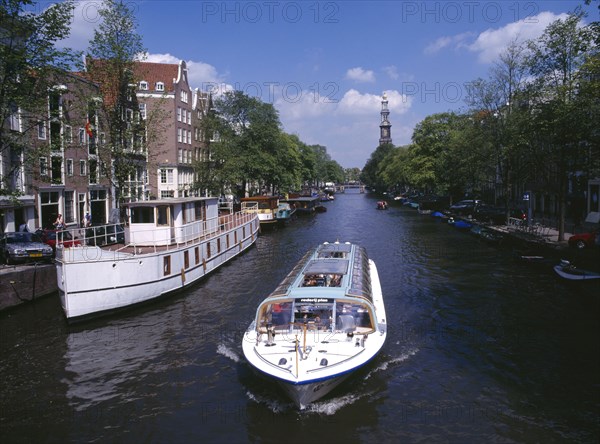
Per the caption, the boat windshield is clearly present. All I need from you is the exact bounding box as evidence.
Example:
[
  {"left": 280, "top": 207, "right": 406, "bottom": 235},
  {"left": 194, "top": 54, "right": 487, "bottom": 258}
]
[{"left": 256, "top": 297, "right": 375, "bottom": 334}]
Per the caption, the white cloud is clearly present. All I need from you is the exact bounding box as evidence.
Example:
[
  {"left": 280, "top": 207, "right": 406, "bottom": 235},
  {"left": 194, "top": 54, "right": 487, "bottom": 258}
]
[
  {"left": 345, "top": 67, "right": 376, "bottom": 83},
  {"left": 337, "top": 89, "right": 412, "bottom": 116},
  {"left": 424, "top": 33, "right": 473, "bottom": 55},
  {"left": 57, "top": 1, "right": 101, "bottom": 51},
  {"left": 468, "top": 11, "right": 568, "bottom": 63},
  {"left": 423, "top": 11, "right": 568, "bottom": 64},
  {"left": 383, "top": 65, "right": 399, "bottom": 80},
  {"left": 143, "top": 53, "right": 228, "bottom": 91}
]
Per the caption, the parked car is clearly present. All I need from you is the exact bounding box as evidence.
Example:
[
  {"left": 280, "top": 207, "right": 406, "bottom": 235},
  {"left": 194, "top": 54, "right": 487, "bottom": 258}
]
[
  {"left": 473, "top": 205, "right": 506, "bottom": 224},
  {"left": 0, "top": 232, "right": 54, "bottom": 265},
  {"left": 36, "top": 229, "right": 82, "bottom": 253},
  {"left": 568, "top": 229, "right": 599, "bottom": 249},
  {"left": 449, "top": 199, "right": 484, "bottom": 215},
  {"left": 85, "top": 224, "right": 125, "bottom": 246}
]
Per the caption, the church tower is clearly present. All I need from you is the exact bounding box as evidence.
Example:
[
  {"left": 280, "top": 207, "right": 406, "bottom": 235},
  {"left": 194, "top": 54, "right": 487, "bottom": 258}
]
[{"left": 379, "top": 92, "right": 392, "bottom": 145}]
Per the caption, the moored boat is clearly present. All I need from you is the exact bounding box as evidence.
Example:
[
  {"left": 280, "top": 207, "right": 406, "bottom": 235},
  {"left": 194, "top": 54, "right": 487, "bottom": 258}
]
[
  {"left": 553, "top": 260, "right": 600, "bottom": 281},
  {"left": 56, "top": 197, "right": 260, "bottom": 322},
  {"left": 275, "top": 202, "right": 296, "bottom": 223},
  {"left": 282, "top": 196, "right": 320, "bottom": 215},
  {"left": 242, "top": 241, "right": 387, "bottom": 408},
  {"left": 241, "top": 196, "right": 280, "bottom": 226}
]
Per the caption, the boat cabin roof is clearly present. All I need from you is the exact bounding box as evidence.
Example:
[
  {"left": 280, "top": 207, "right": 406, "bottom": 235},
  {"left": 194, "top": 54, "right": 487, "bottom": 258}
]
[
  {"left": 265, "top": 242, "right": 373, "bottom": 304},
  {"left": 303, "top": 259, "right": 348, "bottom": 275}
]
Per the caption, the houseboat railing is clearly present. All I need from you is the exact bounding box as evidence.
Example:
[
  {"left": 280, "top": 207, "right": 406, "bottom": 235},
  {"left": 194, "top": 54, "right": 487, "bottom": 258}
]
[{"left": 55, "top": 210, "right": 258, "bottom": 261}]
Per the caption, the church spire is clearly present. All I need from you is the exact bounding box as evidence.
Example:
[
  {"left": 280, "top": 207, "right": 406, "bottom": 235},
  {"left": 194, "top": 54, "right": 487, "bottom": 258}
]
[{"left": 379, "top": 92, "right": 392, "bottom": 145}]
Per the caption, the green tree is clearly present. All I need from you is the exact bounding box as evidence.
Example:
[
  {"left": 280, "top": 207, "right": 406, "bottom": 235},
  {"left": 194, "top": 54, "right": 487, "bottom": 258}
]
[
  {"left": 1, "top": 0, "right": 79, "bottom": 197},
  {"left": 210, "top": 90, "right": 283, "bottom": 197},
  {"left": 85, "top": 0, "right": 151, "bottom": 206},
  {"left": 361, "top": 143, "right": 395, "bottom": 192},
  {"left": 526, "top": 12, "right": 596, "bottom": 239}
]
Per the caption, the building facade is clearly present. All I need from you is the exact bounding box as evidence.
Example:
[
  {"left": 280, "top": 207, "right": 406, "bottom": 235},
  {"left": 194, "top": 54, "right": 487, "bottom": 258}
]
[{"left": 135, "top": 60, "right": 211, "bottom": 200}]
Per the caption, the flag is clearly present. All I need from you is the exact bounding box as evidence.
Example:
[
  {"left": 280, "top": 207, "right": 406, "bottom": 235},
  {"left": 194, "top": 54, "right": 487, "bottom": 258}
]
[{"left": 85, "top": 120, "right": 93, "bottom": 138}]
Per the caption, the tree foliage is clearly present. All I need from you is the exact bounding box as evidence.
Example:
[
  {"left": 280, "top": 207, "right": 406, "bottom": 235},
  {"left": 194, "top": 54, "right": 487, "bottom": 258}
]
[{"left": 0, "top": 0, "right": 79, "bottom": 195}]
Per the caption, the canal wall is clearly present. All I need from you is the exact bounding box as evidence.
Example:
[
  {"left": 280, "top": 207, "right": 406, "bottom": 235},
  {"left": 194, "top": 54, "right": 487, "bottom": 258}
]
[{"left": 0, "top": 264, "right": 57, "bottom": 312}]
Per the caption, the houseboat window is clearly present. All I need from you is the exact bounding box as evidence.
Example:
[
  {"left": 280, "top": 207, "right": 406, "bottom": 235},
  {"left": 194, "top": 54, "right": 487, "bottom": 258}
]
[
  {"left": 217, "top": 238, "right": 221, "bottom": 253},
  {"left": 195, "top": 201, "right": 206, "bottom": 221},
  {"left": 226, "top": 234, "right": 230, "bottom": 249},
  {"left": 194, "top": 247, "right": 199, "bottom": 265},
  {"left": 184, "top": 250, "right": 189, "bottom": 269},
  {"left": 164, "top": 256, "right": 171, "bottom": 276},
  {"left": 156, "top": 205, "right": 169, "bottom": 226},
  {"left": 131, "top": 207, "right": 154, "bottom": 224},
  {"left": 206, "top": 242, "right": 211, "bottom": 258}
]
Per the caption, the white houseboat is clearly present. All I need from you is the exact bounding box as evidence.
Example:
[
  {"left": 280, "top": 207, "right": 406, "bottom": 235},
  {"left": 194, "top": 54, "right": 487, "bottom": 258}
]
[
  {"left": 56, "top": 197, "right": 260, "bottom": 322},
  {"left": 242, "top": 241, "right": 387, "bottom": 408}
]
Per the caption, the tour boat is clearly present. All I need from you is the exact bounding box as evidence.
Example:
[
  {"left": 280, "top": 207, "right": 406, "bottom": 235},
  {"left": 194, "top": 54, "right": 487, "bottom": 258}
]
[
  {"left": 55, "top": 197, "right": 260, "bottom": 322},
  {"left": 242, "top": 241, "right": 387, "bottom": 408}
]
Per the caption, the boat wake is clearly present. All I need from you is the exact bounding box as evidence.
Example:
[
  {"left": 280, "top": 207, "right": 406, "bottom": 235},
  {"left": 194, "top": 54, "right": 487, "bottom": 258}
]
[
  {"left": 245, "top": 388, "right": 372, "bottom": 415},
  {"left": 305, "top": 391, "right": 373, "bottom": 415},
  {"left": 365, "top": 347, "right": 419, "bottom": 379},
  {"left": 216, "top": 343, "right": 240, "bottom": 363}
]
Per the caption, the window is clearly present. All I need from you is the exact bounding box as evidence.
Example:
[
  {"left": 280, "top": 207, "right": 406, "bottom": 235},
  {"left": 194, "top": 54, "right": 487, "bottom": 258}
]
[
  {"left": 180, "top": 90, "right": 188, "bottom": 103},
  {"left": 187, "top": 111, "right": 191, "bottom": 125},
  {"left": 156, "top": 82, "right": 164, "bottom": 91},
  {"left": 38, "top": 122, "right": 46, "bottom": 139},
  {"left": 89, "top": 159, "right": 97, "bottom": 184},
  {"left": 65, "top": 191, "right": 75, "bottom": 223},
  {"left": 139, "top": 80, "right": 148, "bottom": 90},
  {"left": 66, "top": 159, "right": 73, "bottom": 176},
  {"left": 131, "top": 207, "right": 154, "bottom": 223},
  {"left": 178, "top": 148, "right": 183, "bottom": 163},
  {"left": 160, "top": 190, "right": 174, "bottom": 199},
  {"left": 139, "top": 103, "right": 146, "bottom": 120},
  {"left": 195, "top": 247, "right": 200, "bottom": 265},
  {"left": 156, "top": 206, "right": 169, "bottom": 226},
  {"left": 177, "top": 107, "right": 181, "bottom": 122},
  {"left": 163, "top": 256, "right": 171, "bottom": 276},
  {"left": 177, "top": 128, "right": 182, "bottom": 143},
  {"left": 160, "top": 168, "right": 173, "bottom": 184},
  {"left": 9, "top": 104, "right": 21, "bottom": 132},
  {"left": 187, "top": 130, "right": 191, "bottom": 145},
  {"left": 78, "top": 128, "right": 85, "bottom": 144},
  {"left": 80, "top": 160, "right": 86, "bottom": 176},
  {"left": 64, "top": 125, "right": 72, "bottom": 144},
  {"left": 39, "top": 157, "right": 48, "bottom": 176},
  {"left": 184, "top": 251, "right": 189, "bottom": 269}
]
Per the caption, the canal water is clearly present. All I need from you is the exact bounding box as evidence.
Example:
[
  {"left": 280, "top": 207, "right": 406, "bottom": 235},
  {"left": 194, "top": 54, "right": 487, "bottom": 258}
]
[{"left": 1, "top": 191, "right": 598, "bottom": 443}]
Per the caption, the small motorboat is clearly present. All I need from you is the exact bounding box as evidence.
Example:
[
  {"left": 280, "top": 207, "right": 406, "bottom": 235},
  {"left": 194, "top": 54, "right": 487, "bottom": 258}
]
[
  {"left": 376, "top": 201, "right": 388, "bottom": 210},
  {"left": 553, "top": 260, "right": 600, "bottom": 281},
  {"left": 242, "top": 242, "right": 387, "bottom": 408}
]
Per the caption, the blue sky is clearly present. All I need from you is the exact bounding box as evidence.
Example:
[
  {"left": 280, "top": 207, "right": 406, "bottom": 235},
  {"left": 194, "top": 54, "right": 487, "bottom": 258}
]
[{"left": 58, "top": 1, "right": 598, "bottom": 168}]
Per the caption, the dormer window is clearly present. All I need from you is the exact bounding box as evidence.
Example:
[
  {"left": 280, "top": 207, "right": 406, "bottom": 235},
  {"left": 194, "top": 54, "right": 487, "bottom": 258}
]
[
  {"left": 140, "top": 81, "right": 148, "bottom": 90},
  {"left": 156, "top": 82, "right": 164, "bottom": 91}
]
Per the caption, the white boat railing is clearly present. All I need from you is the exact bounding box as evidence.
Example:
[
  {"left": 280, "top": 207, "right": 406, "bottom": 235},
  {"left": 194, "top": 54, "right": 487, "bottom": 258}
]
[{"left": 56, "top": 210, "right": 258, "bottom": 262}]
